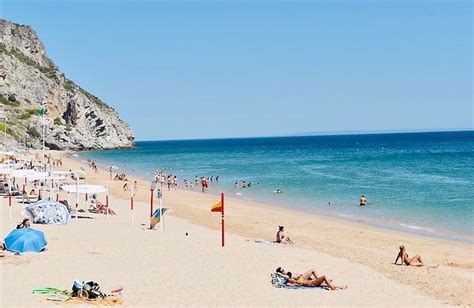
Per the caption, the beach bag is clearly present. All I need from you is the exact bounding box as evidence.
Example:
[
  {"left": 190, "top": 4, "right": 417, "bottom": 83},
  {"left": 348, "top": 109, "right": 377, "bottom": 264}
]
[
  {"left": 271, "top": 273, "right": 288, "bottom": 288},
  {"left": 72, "top": 281, "right": 106, "bottom": 299}
]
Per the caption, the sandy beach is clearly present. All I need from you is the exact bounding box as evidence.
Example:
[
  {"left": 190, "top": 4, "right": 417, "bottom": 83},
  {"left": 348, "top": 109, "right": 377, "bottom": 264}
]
[{"left": 1, "top": 151, "right": 473, "bottom": 307}]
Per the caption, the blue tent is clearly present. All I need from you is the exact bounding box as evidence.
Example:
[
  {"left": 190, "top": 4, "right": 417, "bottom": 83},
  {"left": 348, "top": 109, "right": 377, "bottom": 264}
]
[{"left": 4, "top": 228, "right": 47, "bottom": 253}]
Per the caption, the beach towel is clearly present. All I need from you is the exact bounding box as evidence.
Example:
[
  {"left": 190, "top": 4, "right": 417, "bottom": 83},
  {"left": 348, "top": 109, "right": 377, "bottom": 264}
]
[
  {"left": 271, "top": 273, "right": 288, "bottom": 288},
  {"left": 270, "top": 273, "right": 326, "bottom": 290},
  {"left": 255, "top": 239, "right": 276, "bottom": 244},
  {"left": 32, "top": 287, "right": 67, "bottom": 294}
]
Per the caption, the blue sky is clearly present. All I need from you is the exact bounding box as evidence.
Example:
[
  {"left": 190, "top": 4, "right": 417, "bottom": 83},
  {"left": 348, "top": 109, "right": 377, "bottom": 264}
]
[{"left": 2, "top": 0, "right": 472, "bottom": 140}]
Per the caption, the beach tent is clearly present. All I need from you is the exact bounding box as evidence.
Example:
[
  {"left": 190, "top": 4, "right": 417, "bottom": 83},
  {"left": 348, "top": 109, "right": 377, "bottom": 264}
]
[
  {"left": 22, "top": 200, "right": 71, "bottom": 225},
  {"left": 3, "top": 228, "right": 47, "bottom": 253}
]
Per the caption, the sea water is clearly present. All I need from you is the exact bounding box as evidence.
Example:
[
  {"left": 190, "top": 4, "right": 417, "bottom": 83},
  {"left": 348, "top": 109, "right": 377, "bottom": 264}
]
[{"left": 78, "top": 131, "right": 474, "bottom": 243}]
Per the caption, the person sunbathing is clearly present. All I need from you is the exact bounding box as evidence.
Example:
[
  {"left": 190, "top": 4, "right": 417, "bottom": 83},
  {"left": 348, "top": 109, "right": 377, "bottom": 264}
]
[
  {"left": 394, "top": 245, "right": 438, "bottom": 267},
  {"left": 89, "top": 194, "right": 117, "bottom": 215},
  {"left": 276, "top": 267, "right": 319, "bottom": 281},
  {"left": 276, "top": 226, "right": 294, "bottom": 244},
  {"left": 286, "top": 271, "right": 347, "bottom": 290}
]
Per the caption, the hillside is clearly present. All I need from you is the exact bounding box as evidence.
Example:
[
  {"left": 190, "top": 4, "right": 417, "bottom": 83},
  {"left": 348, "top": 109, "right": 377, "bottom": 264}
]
[{"left": 0, "top": 19, "right": 134, "bottom": 150}]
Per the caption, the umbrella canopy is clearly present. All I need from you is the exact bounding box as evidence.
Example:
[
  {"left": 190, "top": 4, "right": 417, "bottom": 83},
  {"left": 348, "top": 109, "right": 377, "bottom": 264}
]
[
  {"left": 10, "top": 169, "right": 47, "bottom": 178},
  {"left": 4, "top": 228, "right": 47, "bottom": 253},
  {"left": 60, "top": 184, "right": 107, "bottom": 194},
  {"left": 23, "top": 200, "right": 71, "bottom": 225},
  {"left": 0, "top": 168, "right": 12, "bottom": 174},
  {"left": 26, "top": 175, "right": 66, "bottom": 182},
  {"left": 51, "top": 171, "right": 72, "bottom": 175}
]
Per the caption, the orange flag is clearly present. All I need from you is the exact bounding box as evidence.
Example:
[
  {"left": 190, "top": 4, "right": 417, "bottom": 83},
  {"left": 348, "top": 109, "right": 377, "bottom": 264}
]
[{"left": 211, "top": 200, "right": 222, "bottom": 213}]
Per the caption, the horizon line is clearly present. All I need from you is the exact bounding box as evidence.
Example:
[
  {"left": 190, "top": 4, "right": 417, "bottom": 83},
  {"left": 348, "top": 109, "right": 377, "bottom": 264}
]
[{"left": 135, "top": 128, "right": 473, "bottom": 143}]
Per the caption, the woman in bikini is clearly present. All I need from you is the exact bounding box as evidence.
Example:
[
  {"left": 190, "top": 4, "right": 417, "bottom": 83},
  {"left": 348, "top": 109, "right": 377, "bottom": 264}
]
[
  {"left": 276, "top": 267, "right": 347, "bottom": 290},
  {"left": 394, "top": 245, "right": 438, "bottom": 267}
]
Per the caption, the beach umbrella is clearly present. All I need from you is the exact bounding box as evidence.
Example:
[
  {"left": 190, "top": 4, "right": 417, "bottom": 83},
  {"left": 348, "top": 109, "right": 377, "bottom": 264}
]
[
  {"left": 22, "top": 200, "right": 71, "bottom": 225},
  {"left": 4, "top": 228, "right": 47, "bottom": 253},
  {"left": 60, "top": 184, "right": 108, "bottom": 220},
  {"left": 0, "top": 168, "right": 12, "bottom": 174},
  {"left": 60, "top": 184, "right": 107, "bottom": 194}
]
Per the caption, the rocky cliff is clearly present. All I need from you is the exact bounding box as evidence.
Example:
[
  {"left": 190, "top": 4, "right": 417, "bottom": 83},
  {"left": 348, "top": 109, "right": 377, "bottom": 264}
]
[{"left": 0, "top": 19, "right": 135, "bottom": 150}]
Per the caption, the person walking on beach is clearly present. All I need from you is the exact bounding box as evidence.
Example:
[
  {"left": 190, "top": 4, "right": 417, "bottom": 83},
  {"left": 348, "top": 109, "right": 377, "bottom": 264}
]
[
  {"left": 394, "top": 245, "right": 438, "bottom": 267},
  {"left": 201, "top": 177, "right": 208, "bottom": 192},
  {"left": 359, "top": 195, "right": 367, "bottom": 206},
  {"left": 276, "top": 226, "right": 294, "bottom": 244},
  {"left": 109, "top": 166, "right": 113, "bottom": 180}
]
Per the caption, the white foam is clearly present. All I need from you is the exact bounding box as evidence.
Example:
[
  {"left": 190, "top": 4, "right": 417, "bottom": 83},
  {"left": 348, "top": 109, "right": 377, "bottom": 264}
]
[{"left": 400, "top": 223, "right": 434, "bottom": 232}]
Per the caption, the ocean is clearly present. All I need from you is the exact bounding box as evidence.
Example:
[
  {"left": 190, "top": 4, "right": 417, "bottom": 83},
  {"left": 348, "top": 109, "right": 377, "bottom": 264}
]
[{"left": 77, "top": 131, "right": 474, "bottom": 243}]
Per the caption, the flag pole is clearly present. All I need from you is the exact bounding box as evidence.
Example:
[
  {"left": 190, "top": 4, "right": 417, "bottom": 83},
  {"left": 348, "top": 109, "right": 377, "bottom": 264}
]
[
  {"left": 159, "top": 194, "right": 163, "bottom": 232},
  {"left": 8, "top": 190, "right": 12, "bottom": 221},
  {"left": 221, "top": 192, "right": 225, "bottom": 247},
  {"left": 130, "top": 185, "right": 134, "bottom": 225}
]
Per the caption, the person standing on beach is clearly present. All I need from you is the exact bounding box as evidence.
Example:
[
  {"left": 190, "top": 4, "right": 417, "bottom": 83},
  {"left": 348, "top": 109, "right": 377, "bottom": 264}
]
[
  {"left": 359, "top": 195, "right": 367, "bottom": 206},
  {"left": 201, "top": 177, "right": 208, "bottom": 192},
  {"left": 109, "top": 167, "right": 113, "bottom": 180}
]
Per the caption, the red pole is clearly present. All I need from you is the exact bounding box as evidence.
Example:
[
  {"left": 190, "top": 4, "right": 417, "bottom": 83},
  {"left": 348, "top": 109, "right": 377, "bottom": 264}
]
[
  {"left": 56, "top": 193, "right": 59, "bottom": 202},
  {"left": 85, "top": 194, "right": 88, "bottom": 201},
  {"left": 221, "top": 193, "right": 225, "bottom": 247},
  {"left": 131, "top": 195, "right": 134, "bottom": 210},
  {"left": 106, "top": 195, "right": 109, "bottom": 207},
  {"left": 8, "top": 193, "right": 12, "bottom": 207}
]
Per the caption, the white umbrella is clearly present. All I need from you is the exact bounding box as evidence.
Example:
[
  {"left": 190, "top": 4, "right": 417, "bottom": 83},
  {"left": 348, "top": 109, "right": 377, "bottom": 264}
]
[
  {"left": 22, "top": 200, "right": 71, "bottom": 225},
  {"left": 26, "top": 175, "right": 66, "bottom": 182},
  {"left": 51, "top": 171, "right": 72, "bottom": 175},
  {"left": 0, "top": 168, "right": 12, "bottom": 174},
  {"left": 0, "top": 151, "right": 15, "bottom": 155},
  {"left": 60, "top": 184, "right": 107, "bottom": 194},
  {"left": 10, "top": 169, "right": 45, "bottom": 178},
  {"left": 60, "top": 184, "right": 108, "bottom": 221}
]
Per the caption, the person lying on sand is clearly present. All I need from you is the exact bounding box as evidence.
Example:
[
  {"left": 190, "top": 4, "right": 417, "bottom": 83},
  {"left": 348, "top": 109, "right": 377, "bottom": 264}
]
[
  {"left": 276, "top": 226, "right": 294, "bottom": 244},
  {"left": 276, "top": 267, "right": 319, "bottom": 280},
  {"left": 394, "top": 245, "right": 438, "bottom": 267},
  {"left": 285, "top": 271, "right": 347, "bottom": 290}
]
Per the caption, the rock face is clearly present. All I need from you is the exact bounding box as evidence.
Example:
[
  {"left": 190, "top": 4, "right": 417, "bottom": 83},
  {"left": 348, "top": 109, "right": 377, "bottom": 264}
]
[{"left": 0, "top": 19, "right": 135, "bottom": 150}]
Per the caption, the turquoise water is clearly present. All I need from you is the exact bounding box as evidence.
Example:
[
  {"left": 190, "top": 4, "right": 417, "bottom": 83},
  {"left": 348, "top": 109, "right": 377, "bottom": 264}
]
[{"left": 78, "top": 131, "right": 474, "bottom": 243}]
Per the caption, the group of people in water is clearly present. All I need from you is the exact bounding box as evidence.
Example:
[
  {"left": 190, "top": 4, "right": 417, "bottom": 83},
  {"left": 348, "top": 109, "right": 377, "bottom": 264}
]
[
  {"left": 153, "top": 170, "right": 222, "bottom": 193},
  {"left": 87, "top": 160, "right": 98, "bottom": 173}
]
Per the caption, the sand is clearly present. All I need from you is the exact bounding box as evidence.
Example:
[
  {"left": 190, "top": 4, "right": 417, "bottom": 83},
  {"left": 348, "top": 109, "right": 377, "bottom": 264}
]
[{"left": 1, "top": 150, "right": 473, "bottom": 307}]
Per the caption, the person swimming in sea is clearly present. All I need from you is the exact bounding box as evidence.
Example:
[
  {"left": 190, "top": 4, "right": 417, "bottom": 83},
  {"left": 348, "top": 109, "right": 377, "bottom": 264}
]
[{"left": 359, "top": 195, "right": 367, "bottom": 206}]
